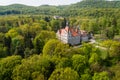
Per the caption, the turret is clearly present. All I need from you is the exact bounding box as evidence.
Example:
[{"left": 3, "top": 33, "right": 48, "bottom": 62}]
[{"left": 66, "top": 21, "right": 69, "bottom": 26}]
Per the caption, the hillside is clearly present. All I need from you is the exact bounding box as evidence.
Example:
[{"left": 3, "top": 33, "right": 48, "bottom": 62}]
[
  {"left": 0, "top": 0, "right": 120, "bottom": 16},
  {"left": 69, "top": 0, "right": 120, "bottom": 8}
]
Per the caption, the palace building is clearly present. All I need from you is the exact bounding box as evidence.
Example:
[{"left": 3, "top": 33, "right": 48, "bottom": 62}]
[{"left": 56, "top": 25, "right": 90, "bottom": 45}]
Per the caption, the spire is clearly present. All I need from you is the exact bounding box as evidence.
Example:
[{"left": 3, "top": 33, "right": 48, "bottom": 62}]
[
  {"left": 66, "top": 21, "right": 69, "bottom": 26},
  {"left": 77, "top": 25, "right": 80, "bottom": 30}
]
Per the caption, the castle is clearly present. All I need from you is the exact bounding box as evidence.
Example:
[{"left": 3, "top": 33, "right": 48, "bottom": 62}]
[{"left": 56, "top": 25, "right": 92, "bottom": 45}]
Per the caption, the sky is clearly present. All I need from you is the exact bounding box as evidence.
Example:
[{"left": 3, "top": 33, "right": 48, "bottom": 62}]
[{"left": 0, "top": 0, "right": 82, "bottom": 6}]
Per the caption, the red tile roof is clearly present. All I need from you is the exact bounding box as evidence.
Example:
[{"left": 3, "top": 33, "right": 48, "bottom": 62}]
[
  {"left": 58, "top": 26, "right": 81, "bottom": 37},
  {"left": 58, "top": 26, "right": 88, "bottom": 37}
]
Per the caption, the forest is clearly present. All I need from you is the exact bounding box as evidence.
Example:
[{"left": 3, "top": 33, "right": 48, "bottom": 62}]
[
  {"left": 0, "top": 0, "right": 120, "bottom": 80},
  {"left": 0, "top": 0, "right": 120, "bottom": 15}
]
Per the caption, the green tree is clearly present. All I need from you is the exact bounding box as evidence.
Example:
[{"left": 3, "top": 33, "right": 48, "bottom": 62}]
[
  {"left": 80, "top": 43, "right": 94, "bottom": 59},
  {"left": 6, "top": 28, "right": 19, "bottom": 38},
  {"left": 33, "top": 31, "right": 56, "bottom": 54},
  {"left": 0, "top": 46, "right": 8, "bottom": 58},
  {"left": 92, "top": 71, "right": 110, "bottom": 80},
  {"left": 3, "top": 35, "right": 11, "bottom": 49},
  {"left": 30, "top": 23, "right": 42, "bottom": 38},
  {"left": 50, "top": 20, "right": 60, "bottom": 32},
  {"left": 43, "top": 39, "right": 59, "bottom": 56},
  {"left": 105, "top": 27, "right": 115, "bottom": 39},
  {"left": 14, "top": 44, "right": 25, "bottom": 57},
  {"left": 70, "top": 18, "right": 77, "bottom": 26},
  {"left": 19, "top": 25, "right": 33, "bottom": 49},
  {"left": 89, "top": 53, "right": 101, "bottom": 64},
  {"left": 0, "top": 33, "right": 5, "bottom": 43},
  {"left": 49, "top": 68, "right": 79, "bottom": 80},
  {"left": 53, "top": 42, "right": 69, "bottom": 57},
  {"left": 3, "top": 35, "right": 11, "bottom": 55},
  {"left": 55, "top": 58, "right": 72, "bottom": 69},
  {"left": 24, "top": 48, "right": 31, "bottom": 58},
  {"left": 72, "top": 54, "right": 87, "bottom": 75},
  {"left": 81, "top": 74, "right": 92, "bottom": 80},
  {"left": 11, "top": 35, "right": 24, "bottom": 56},
  {"left": 102, "top": 40, "right": 120, "bottom": 59},
  {"left": 12, "top": 55, "right": 54, "bottom": 80},
  {"left": 39, "top": 20, "right": 48, "bottom": 30},
  {"left": 110, "top": 64, "right": 120, "bottom": 80},
  {"left": 32, "top": 72, "right": 45, "bottom": 80},
  {"left": 0, "top": 56, "right": 22, "bottom": 80},
  {"left": 108, "top": 41, "right": 120, "bottom": 63}
]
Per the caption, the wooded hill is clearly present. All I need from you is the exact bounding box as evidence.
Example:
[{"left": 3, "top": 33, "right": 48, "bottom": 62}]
[{"left": 0, "top": 0, "right": 120, "bottom": 15}]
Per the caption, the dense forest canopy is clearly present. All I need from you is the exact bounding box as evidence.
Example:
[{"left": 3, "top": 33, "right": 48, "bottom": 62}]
[
  {"left": 0, "top": 0, "right": 120, "bottom": 80},
  {"left": 0, "top": 0, "right": 120, "bottom": 15}
]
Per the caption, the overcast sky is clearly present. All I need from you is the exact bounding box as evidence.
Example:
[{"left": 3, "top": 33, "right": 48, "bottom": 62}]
[{"left": 0, "top": 0, "right": 83, "bottom": 6}]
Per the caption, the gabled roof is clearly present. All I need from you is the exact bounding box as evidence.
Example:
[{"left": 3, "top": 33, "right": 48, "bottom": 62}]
[
  {"left": 58, "top": 26, "right": 80, "bottom": 37},
  {"left": 57, "top": 26, "right": 88, "bottom": 37},
  {"left": 80, "top": 30, "right": 87, "bottom": 37}
]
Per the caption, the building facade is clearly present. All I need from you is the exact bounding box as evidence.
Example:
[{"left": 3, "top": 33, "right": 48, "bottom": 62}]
[{"left": 56, "top": 26, "right": 89, "bottom": 45}]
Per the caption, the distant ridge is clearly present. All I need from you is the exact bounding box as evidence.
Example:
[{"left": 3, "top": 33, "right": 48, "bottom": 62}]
[
  {"left": 0, "top": 0, "right": 120, "bottom": 15},
  {"left": 70, "top": 0, "right": 120, "bottom": 8}
]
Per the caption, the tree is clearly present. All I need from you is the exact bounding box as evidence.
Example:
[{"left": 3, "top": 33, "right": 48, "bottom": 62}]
[
  {"left": 14, "top": 44, "right": 25, "bottom": 57},
  {"left": 53, "top": 42, "right": 69, "bottom": 57},
  {"left": 6, "top": 28, "right": 19, "bottom": 38},
  {"left": 39, "top": 20, "right": 48, "bottom": 30},
  {"left": 81, "top": 20, "right": 89, "bottom": 30},
  {"left": 109, "top": 41, "right": 120, "bottom": 57},
  {"left": 110, "top": 64, "right": 120, "bottom": 80},
  {"left": 105, "top": 27, "right": 115, "bottom": 39},
  {"left": 61, "top": 18, "right": 67, "bottom": 28},
  {"left": 44, "top": 16, "right": 50, "bottom": 22},
  {"left": 32, "top": 72, "right": 45, "bottom": 80},
  {"left": 81, "top": 74, "right": 92, "bottom": 80},
  {"left": 11, "top": 35, "right": 24, "bottom": 48},
  {"left": 92, "top": 71, "right": 110, "bottom": 80},
  {"left": 72, "top": 54, "right": 87, "bottom": 75},
  {"left": 33, "top": 31, "right": 56, "bottom": 54},
  {"left": 43, "top": 39, "right": 59, "bottom": 56},
  {"left": 33, "top": 36, "right": 44, "bottom": 54},
  {"left": 80, "top": 43, "right": 94, "bottom": 60},
  {"left": 88, "top": 20, "right": 98, "bottom": 33},
  {"left": 30, "top": 23, "right": 42, "bottom": 38},
  {"left": 0, "top": 46, "right": 8, "bottom": 58},
  {"left": 89, "top": 53, "right": 101, "bottom": 64},
  {"left": 24, "top": 48, "right": 31, "bottom": 58},
  {"left": 49, "top": 68, "right": 79, "bottom": 80},
  {"left": 0, "top": 56, "right": 22, "bottom": 80},
  {"left": 0, "top": 33, "right": 5, "bottom": 43},
  {"left": 3, "top": 35, "right": 11, "bottom": 49},
  {"left": 69, "top": 18, "right": 77, "bottom": 26},
  {"left": 50, "top": 20, "right": 60, "bottom": 32},
  {"left": 19, "top": 25, "right": 34, "bottom": 49},
  {"left": 24, "top": 31, "right": 34, "bottom": 49},
  {"left": 12, "top": 55, "right": 54, "bottom": 80},
  {"left": 55, "top": 58, "right": 72, "bottom": 69},
  {"left": 102, "top": 40, "right": 120, "bottom": 59},
  {"left": 3, "top": 35, "right": 11, "bottom": 55}
]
